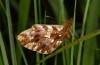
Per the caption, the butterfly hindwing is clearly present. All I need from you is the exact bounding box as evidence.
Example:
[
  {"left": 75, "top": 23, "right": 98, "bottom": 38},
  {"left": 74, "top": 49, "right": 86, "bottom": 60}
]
[{"left": 17, "top": 18, "right": 73, "bottom": 54}]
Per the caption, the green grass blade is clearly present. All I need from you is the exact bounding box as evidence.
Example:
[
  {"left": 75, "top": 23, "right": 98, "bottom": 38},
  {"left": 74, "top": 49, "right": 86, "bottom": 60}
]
[
  {"left": 38, "top": 0, "right": 42, "bottom": 23},
  {"left": 70, "top": 47, "right": 74, "bottom": 65},
  {"left": 43, "top": 10, "right": 46, "bottom": 24},
  {"left": 42, "top": 55, "right": 46, "bottom": 65},
  {"left": 17, "top": 0, "right": 31, "bottom": 32},
  {"left": 5, "top": 0, "right": 17, "bottom": 65},
  {"left": 17, "top": 42, "right": 28, "bottom": 65},
  {"left": 0, "top": 0, "right": 6, "bottom": 14},
  {"left": 0, "top": 53, "right": 3, "bottom": 65},
  {"left": 0, "top": 32, "right": 9, "bottom": 65},
  {"left": 48, "top": 0, "right": 68, "bottom": 19},
  {"left": 70, "top": 0, "right": 77, "bottom": 65},
  {"left": 42, "top": 10, "right": 46, "bottom": 65},
  {"left": 82, "top": 0, "right": 100, "bottom": 65},
  {"left": 62, "top": 44, "right": 66, "bottom": 65},
  {"left": 34, "top": 0, "right": 40, "bottom": 64},
  {"left": 65, "top": 48, "right": 70, "bottom": 65},
  {"left": 58, "top": 0, "right": 67, "bottom": 65},
  {"left": 58, "top": 0, "right": 66, "bottom": 22},
  {"left": 54, "top": 55, "right": 57, "bottom": 65},
  {"left": 17, "top": 0, "right": 31, "bottom": 65},
  {"left": 77, "top": 0, "right": 90, "bottom": 65},
  {"left": 72, "top": 0, "right": 77, "bottom": 41},
  {"left": 36, "top": 29, "right": 100, "bottom": 65},
  {"left": 34, "top": 0, "right": 38, "bottom": 23}
]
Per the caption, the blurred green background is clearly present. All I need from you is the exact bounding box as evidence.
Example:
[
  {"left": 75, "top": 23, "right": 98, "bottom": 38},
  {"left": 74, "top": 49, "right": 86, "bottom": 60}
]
[{"left": 0, "top": 0, "right": 100, "bottom": 65}]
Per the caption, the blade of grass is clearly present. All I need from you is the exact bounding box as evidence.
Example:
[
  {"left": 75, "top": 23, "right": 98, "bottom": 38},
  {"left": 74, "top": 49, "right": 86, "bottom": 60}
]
[
  {"left": 96, "top": 49, "right": 100, "bottom": 51},
  {"left": 9, "top": 0, "right": 18, "bottom": 11},
  {"left": 65, "top": 47, "right": 70, "bottom": 65},
  {"left": 48, "top": 0, "right": 60, "bottom": 18},
  {"left": 44, "top": 10, "right": 46, "bottom": 24},
  {"left": 82, "top": 0, "right": 100, "bottom": 65},
  {"left": 0, "top": 0, "right": 6, "bottom": 13},
  {"left": 5, "top": 0, "right": 17, "bottom": 65},
  {"left": 34, "top": 0, "right": 38, "bottom": 24},
  {"left": 70, "top": 44, "right": 74, "bottom": 65},
  {"left": 36, "top": 29, "right": 100, "bottom": 65},
  {"left": 54, "top": 55, "right": 57, "bottom": 65},
  {"left": 0, "top": 53, "right": 3, "bottom": 65},
  {"left": 18, "top": 0, "right": 31, "bottom": 32},
  {"left": 42, "top": 55, "right": 46, "bottom": 65},
  {"left": 58, "top": 0, "right": 67, "bottom": 65},
  {"left": 17, "top": 42, "right": 28, "bottom": 65},
  {"left": 48, "top": 0, "right": 68, "bottom": 19},
  {"left": 70, "top": 0, "right": 77, "bottom": 65},
  {"left": 59, "top": 0, "right": 66, "bottom": 22},
  {"left": 17, "top": 0, "right": 31, "bottom": 65},
  {"left": 34, "top": 0, "right": 40, "bottom": 64},
  {"left": 0, "top": 31, "right": 9, "bottom": 65},
  {"left": 62, "top": 44, "right": 66, "bottom": 65},
  {"left": 38, "top": 0, "right": 42, "bottom": 23},
  {"left": 42, "top": 10, "right": 47, "bottom": 65},
  {"left": 72, "top": 0, "right": 77, "bottom": 40},
  {"left": 77, "top": 0, "right": 90, "bottom": 65}
]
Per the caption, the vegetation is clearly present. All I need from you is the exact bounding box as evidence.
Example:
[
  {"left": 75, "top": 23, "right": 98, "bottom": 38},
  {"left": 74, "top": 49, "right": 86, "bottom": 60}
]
[{"left": 0, "top": 0, "right": 100, "bottom": 65}]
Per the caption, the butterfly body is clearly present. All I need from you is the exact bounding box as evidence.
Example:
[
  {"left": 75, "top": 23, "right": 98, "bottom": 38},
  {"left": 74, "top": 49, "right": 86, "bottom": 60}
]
[{"left": 18, "top": 18, "right": 73, "bottom": 54}]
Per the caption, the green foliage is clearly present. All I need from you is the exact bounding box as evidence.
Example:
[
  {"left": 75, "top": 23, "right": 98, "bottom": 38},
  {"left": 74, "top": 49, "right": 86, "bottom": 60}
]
[{"left": 0, "top": 0, "right": 100, "bottom": 65}]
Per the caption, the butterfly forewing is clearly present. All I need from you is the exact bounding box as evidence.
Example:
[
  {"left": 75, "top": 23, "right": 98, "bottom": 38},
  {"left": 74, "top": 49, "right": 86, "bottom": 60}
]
[{"left": 17, "top": 18, "right": 73, "bottom": 54}]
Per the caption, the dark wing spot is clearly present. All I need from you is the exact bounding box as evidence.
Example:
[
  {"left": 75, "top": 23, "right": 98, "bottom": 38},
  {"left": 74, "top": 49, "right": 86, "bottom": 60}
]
[{"left": 52, "top": 26, "right": 58, "bottom": 31}]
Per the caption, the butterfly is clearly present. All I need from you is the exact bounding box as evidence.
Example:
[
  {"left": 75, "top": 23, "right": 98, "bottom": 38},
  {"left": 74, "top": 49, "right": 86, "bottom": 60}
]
[{"left": 17, "top": 18, "right": 73, "bottom": 54}]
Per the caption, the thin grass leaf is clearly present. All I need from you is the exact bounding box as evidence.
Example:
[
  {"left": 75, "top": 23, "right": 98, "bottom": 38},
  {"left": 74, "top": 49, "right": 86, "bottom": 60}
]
[
  {"left": 58, "top": 0, "right": 67, "bottom": 65},
  {"left": 70, "top": 0, "right": 77, "bottom": 65},
  {"left": 9, "top": 0, "right": 18, "bottom": 11},
  {"left": 58, "top": 0, "right": 66, "bottom": 22},
  {"left": 34, "top": 0, "right": 40, "bottom": 64},
  {"left": 0, "top": 32, "right": 9, "bottom": 65},
  {"left": 36, "top": 29, "right": 100, "bottom": 65},
  {"left": 34, "top": 0, "right": 38, "bottom": 24},
  {"left": 65, "top": 48, "right": 70, "bottom": 65},
  {"left": 43, "top": 10, "right": 46, "bottom": 24},
  {"left": 42, "top": 55, "right": 46, "bottom": 65},
  {"left": 71, "top": 43, "right": 75, "bottom": 65},
  {"left": 48, "top": 0, "right": 68, "bottom": 19},
  {"left": 96, "top": 49, "right": 100, "bottom": 51},
  {"left": 77, "top": 0, "right": 90, "bottom": 65},
  {"left": 42, "top": 10, "right": 47, "bottom": 65},
  {"left": 62, "top": 44, "right": 66, "bottom": 65},
  {"left": 72, "top": 0, "right": 77, "bottom": 40},
  {"left": 38, "top": 0, "right": 42, "bottom": 23},
  {"left": 5, "top": 0, "right": 17, "bottom": 65},
  {"left": 17, "top": 42, "right": 28, "bottom": 65},
  {"left": 70, "top": 46, "right": 74, "bottom": 65},
  {"left": 0, "top": 0, "right": 6, "bottom": 14},
  {"left": 18, "top": 0, "right": 31, "bottom": 32},
  {"left": 0, "top": 53, "right": 3, "bottom": 65},
  {"left": 82, "top": 0, "right": 100, "bottom": 65},
  {"left": 17, "top": 0, "right": 31, "bottom": 65},
  {"left": 54, "top": 55, "right": 57, "bottom": 65}
]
